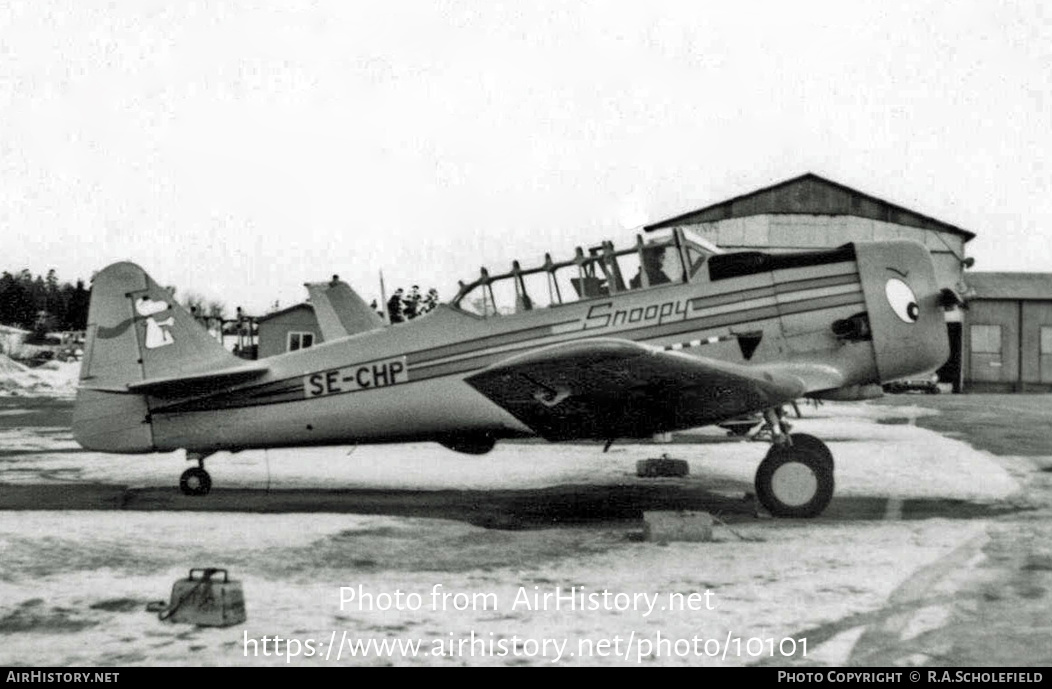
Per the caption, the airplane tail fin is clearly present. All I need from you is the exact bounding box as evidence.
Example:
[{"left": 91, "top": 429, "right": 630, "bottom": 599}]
[
  {"left": 304, "top": 279, "right": 384, "bottom": 342},
  {"left": 74, "top": 262, "right": 241, "bottom": 452}
]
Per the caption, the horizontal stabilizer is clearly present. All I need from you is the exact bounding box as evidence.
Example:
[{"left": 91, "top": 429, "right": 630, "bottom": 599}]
[{"left": 82, "top": 362, "right": 269, "bottom": 397}]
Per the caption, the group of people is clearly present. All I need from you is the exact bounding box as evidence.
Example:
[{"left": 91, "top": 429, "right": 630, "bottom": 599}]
[
  {"left": 370, "top": 246, "right": 671, "bottom": 324},
  {"left": 384, "top": 285, "right": 439, "bottom": 323}
]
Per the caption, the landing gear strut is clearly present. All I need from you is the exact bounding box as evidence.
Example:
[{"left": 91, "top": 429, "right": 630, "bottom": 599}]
[
  {"left": 179, "top": 451, "right": 214, "bottom": 496},
  {"left": 753, "top": 408, "right": 834, "bottom": 518}
]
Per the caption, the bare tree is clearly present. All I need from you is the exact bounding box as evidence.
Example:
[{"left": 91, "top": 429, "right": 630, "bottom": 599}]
[{"left": 180, "top": 291, "right": 206, "bottom": 316}]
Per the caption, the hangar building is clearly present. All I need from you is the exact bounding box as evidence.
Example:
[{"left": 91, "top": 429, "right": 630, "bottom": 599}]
[
  {"left": 645, "top": 173, "right": 975, "bottom": 390},
  {"left": 962, "top": 272, "right": 1052, "bottom": 392}
]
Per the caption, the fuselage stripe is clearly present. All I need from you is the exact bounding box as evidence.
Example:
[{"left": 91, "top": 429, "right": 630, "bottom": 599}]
[{"left": 148, "top": 277, "right": 864, "bottom": 415}]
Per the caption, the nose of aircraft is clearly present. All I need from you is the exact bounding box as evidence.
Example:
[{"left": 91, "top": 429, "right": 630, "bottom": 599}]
[{"left": 854, "top": 240, "right": 951, "bottom": 383}]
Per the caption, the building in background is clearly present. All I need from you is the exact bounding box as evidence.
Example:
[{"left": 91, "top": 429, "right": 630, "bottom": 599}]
[
  {"left": 645, "top": 173, "right": 976, "bottom": 390},
  {"left": 962, "top": 273, "right": 1052, "bottom": 392},
  {"left": 255, "top": 303, "right": 321, "bottom": 359}
]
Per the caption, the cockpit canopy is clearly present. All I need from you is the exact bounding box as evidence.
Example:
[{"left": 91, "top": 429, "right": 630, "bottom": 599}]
[{"left": 452, "top": 227, "right": 721, "bottom": 317}]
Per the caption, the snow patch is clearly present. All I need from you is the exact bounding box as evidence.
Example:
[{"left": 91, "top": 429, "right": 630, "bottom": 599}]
[{"left": 0, "top": 357, "right": 79, "bottom": 397}]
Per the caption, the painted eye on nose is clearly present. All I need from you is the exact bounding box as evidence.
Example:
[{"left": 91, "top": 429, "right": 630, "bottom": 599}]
[{"left": 885, "top": 278, "right": 919, "bottom": 323}]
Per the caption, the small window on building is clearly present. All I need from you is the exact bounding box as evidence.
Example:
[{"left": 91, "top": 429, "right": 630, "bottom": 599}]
[
  {"left": 1041, "top": 326, "right": 1052, "bottom": 355},
  {"left": 288, "top": 331, "right": 315, "bottom": 352},
  {"left": 970, "top": 325, "right": 1002, "bottom": 354},
  {"left": 1041, "top": 326, "right": 1052, "bottom": 383}
]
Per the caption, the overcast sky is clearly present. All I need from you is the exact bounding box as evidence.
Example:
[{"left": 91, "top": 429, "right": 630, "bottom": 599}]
[{"left": 2, "top": 1, "right": 1049, "bottom": 314}]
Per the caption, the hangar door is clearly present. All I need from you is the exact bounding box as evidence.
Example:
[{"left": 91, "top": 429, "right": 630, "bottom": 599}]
[
  {"left": 1042, "top": 326, "right": 1052, "bottom": 382},
  {"left": 970, "top": 324, "right": 1010, "bottom": 383}
]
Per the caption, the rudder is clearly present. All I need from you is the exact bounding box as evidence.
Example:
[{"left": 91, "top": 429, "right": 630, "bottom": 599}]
[{"left": 74, "top": 262, "right": 240, "bottom": 452}]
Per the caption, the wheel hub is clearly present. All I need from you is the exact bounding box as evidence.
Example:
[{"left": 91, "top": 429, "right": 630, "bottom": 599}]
[{"left": 770, "top": 462, "right": 818, "bottom": 507}]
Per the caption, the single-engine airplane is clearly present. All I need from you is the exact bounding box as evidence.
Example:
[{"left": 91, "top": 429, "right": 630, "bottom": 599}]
[{"left": 73, "top": 227, "right": 956, "bottom": 517}]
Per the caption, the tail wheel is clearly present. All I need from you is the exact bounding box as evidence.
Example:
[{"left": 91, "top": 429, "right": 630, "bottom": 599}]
[
  {"left": 755, "top": 441, "right": 834, "bottom": 518},
  {"left": 179, "top": 467, "right": 212, "bottom": 496}
]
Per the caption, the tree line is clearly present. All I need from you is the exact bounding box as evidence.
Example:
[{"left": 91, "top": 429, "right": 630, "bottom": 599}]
[
  {"left": 1, "top": 267, "right": 439, "bottom": 342},
  {"left": 0, "top": 269, "right": 90, "bottom": 336}
]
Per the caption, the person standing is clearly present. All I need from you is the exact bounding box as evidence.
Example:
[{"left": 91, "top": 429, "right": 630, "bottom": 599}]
[
  {"left": 404, "top": 285, "right": 422, "bottom": 320},
  {"left": 422, "top": 288, "right": 439, "bottom": 314},
  {"left": 386, "top": 288, "right": 404, "bottom": 324}
]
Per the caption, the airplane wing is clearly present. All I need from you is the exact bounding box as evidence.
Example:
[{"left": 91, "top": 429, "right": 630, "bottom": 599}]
[
  {"left": 465, "top": 338, "right": 819, "bottom": 441},
  {"left": 81, "top": 363, "right": 270, "bottom": 397}
]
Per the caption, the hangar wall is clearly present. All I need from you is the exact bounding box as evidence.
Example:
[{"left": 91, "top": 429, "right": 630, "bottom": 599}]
[{"left": 963, "top": 281, "right": 1052, "bottom": 393}]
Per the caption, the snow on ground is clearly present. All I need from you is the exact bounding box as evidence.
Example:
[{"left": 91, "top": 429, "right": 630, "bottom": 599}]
[
  {"left": 0, "top": 356, "right": 79, "bottom": 398},
  {"left": 0, "top": 512, "right": 988, "bottom": 666},
  {"left": 0, "top": 355, "right": 27, "bottom": 373},
  {"left": 0, "top": 401, "right": 1026, "bottom": 666},
  {"left": 0, "top": 400, "right": 1020, "bottom": 502}
]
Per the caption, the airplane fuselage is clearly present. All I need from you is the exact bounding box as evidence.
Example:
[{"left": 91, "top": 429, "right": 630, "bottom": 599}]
[{"left": 73, "top": 240, "right": 948, "bottom": 455}]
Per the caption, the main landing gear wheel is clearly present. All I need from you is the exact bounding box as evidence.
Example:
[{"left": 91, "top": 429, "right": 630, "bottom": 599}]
[
  {"left": 179, "top": 467, "right": 212, "bottom": 496},
  {"left": 785, "top": 433, "right": 833, "bottom": 470},
  {"left": 754, "top": 437, "right": 834, "bottom": 518}
]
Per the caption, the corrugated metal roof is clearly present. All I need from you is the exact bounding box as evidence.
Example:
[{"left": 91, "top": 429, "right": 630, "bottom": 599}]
[
  {"left": 965, "top": 272, "right": 1052, "bottom": 300},
  {"left": 645, "top": 172, "right": 976, "bottom": 241}
]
